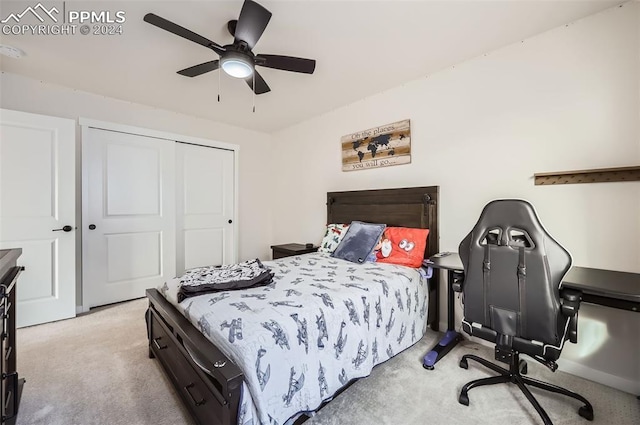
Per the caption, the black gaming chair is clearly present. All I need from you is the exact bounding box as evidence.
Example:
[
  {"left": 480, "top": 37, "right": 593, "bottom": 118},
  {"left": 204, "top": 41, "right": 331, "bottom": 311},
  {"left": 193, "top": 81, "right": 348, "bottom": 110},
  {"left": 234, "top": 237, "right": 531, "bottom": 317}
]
[{"left": 456, "top": 199, "right": 593, "bottom": 424}]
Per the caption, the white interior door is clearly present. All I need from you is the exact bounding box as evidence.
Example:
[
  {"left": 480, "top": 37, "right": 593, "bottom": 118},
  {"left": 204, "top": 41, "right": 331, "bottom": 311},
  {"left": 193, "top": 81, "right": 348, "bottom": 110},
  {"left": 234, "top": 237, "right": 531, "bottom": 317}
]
[
  {"left": 176, "top": 142, "right": 235, "bottom": 275},
  {"left": 0, "top": 109, "right": 76, "bottom": 328},
  {"left": 83, "top": 128, "right": 175, "bottom": 308}
]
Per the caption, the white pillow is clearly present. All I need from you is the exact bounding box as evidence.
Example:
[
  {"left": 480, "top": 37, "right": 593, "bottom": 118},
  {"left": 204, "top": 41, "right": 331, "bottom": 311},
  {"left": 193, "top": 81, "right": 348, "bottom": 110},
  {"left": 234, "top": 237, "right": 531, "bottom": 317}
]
[{"left": 318, "top": 223, "right": 349, "bottom": 253}]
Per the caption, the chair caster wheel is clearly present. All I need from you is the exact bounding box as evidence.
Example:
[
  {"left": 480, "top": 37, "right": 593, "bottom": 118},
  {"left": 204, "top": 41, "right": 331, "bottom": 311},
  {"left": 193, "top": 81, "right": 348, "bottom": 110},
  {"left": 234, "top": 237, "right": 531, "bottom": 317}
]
[
  {"left": 459, "top": 358, "right": 468, "bottom": 369},
  {"left": 423, "top": 363, "right": 434, "bottom": 370},
  {"left": 459, "top": 392, "right": 469, "bottom": 406},
  {"left": 519, "top": 359, "right": 527, "bottom": 375},
  {"left": 578, "top": 406, "right": 594, "bottom": 421}
]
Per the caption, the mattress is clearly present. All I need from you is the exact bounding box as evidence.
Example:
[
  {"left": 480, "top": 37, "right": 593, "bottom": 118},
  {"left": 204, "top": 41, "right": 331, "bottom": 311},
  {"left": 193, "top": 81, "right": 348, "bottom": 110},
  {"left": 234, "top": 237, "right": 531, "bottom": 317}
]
[{"left": 160, "top": 252, "right": 430, "bottom": 425}]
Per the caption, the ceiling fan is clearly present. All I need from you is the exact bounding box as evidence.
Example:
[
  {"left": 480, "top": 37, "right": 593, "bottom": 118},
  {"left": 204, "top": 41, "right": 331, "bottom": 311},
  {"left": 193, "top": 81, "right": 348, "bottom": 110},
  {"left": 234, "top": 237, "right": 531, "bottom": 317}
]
[{"left": 144, "top": 0, "right": 316, "bottom": 95}]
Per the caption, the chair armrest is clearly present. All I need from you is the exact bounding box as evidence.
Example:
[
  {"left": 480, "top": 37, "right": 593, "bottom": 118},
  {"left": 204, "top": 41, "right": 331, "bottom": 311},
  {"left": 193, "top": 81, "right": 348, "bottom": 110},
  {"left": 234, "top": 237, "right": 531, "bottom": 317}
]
[
  {"left": 560, "top": 288, "right": 582, "bottom": 344},
  {"left": 560, "top": 288, "right": 581, "bottom": 316}
]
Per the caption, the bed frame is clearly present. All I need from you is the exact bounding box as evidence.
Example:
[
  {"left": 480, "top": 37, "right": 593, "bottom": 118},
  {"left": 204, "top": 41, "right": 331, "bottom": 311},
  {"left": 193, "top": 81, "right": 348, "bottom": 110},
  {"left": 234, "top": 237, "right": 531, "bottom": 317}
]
[
  {"left": 327, "top": 186, "right": 440, "bottom": 331},
  {"left": 146, "top": 186, "right": 440, "bottom": 425}
]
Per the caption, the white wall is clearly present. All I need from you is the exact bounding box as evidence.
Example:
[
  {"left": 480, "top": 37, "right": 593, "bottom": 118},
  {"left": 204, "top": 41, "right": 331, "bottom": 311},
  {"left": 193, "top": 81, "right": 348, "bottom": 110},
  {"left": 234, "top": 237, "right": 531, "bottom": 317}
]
[
  {"left": 271, "top": 3, "right": 640, "bottom": 393},
  {"left": 0, "top": 72, "right": 275, "bottom": 304}
]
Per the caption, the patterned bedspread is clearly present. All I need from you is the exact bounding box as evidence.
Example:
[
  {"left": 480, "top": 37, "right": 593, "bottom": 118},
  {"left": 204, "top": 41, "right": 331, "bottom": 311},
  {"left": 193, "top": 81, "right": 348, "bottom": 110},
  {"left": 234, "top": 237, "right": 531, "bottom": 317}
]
[{"left": 160, "top": 252, "right": 430, "bottom": 425}]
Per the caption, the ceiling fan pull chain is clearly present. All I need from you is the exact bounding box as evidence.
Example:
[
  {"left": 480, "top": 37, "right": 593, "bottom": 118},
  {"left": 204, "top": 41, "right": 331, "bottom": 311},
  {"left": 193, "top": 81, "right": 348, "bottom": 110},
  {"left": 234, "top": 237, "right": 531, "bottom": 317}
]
[
  {"left": 252, "top": 73, "right": 256, "bottom": 113},
  {"left": 218, "top": 68, "right": 221, "bottom": 102}
]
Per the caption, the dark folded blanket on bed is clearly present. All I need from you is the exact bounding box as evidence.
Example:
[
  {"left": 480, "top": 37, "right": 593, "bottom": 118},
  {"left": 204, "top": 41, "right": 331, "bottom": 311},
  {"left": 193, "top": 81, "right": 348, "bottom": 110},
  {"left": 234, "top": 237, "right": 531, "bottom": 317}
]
[{"left": 177, "top": 259, "right": 274, "bottom": 302}]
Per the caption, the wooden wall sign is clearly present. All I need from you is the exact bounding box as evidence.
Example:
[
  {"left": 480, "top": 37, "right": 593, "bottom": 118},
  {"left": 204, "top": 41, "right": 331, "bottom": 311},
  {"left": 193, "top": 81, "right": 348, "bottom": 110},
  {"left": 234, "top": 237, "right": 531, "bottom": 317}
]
[{"left": 341, "top": 119, "right": 411, "bottom": 171}]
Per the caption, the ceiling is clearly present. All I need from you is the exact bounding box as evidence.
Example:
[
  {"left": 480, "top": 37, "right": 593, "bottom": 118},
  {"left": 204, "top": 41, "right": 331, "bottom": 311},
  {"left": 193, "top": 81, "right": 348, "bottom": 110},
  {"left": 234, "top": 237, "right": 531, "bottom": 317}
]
[{"left": 0, "top": 0, "right": 621, "bottom": 133}]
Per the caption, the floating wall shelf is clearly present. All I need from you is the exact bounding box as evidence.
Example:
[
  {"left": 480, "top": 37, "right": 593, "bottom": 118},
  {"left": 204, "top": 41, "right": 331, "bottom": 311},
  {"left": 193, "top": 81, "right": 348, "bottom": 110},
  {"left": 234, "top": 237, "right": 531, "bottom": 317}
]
[{"left": 534, "top": 166, "right": 640, "bottom": 186}]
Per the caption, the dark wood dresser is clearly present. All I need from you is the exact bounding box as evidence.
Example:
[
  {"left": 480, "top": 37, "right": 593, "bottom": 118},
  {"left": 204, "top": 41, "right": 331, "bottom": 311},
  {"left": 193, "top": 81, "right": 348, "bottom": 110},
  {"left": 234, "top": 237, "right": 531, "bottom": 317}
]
[{"left": 0, "top": 249, "right": 23, "bottom": 425}]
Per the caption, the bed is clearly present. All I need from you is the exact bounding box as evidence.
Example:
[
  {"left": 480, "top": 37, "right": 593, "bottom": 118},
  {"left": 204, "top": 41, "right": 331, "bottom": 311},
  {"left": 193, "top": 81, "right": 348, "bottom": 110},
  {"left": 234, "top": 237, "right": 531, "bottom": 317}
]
[{"left": 146, "top": 186, "right": 440, "bottom": 425}]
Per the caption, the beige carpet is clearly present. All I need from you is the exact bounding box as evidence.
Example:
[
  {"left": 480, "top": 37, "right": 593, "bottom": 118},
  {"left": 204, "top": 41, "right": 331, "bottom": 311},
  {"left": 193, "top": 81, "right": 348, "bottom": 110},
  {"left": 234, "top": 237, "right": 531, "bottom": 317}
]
[
  {"left": 306, "top": 338, "right": 640, "bottom": 425},
  {"left": 16, "top": 299, "right": 639, "bottom": 425},
  {"left": 16, "top": 298, "right": 194, "bottom": 425}
]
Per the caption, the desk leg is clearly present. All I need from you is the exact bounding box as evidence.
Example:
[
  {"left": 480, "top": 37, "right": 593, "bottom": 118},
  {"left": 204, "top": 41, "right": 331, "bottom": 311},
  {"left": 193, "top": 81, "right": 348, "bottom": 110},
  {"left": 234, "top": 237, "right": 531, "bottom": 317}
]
[
  {"left": 423, "top": 270, "right": 463, "bottom": 370},
  {"left": 422, "top": 330, "right": 462, "bottom": 370}
]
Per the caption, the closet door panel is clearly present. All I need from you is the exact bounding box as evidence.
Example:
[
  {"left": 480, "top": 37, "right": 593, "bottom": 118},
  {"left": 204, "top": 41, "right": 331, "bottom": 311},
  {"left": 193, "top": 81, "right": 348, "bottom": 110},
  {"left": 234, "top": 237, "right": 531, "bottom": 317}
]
[
  {"left": 184, "top": 229, "right": 224, "bottom": 270},
  {"left": 177, "top": 143, "right": 234, "bottom": 274},
  {"left": 105, "top": 143, "right": 161, "bottom": 215},
  {"left": 83, "top": 128, "right": 175, "bottom": 308},
  {"left": 105, "top": 231, "right": 161, "bottom": 282}
]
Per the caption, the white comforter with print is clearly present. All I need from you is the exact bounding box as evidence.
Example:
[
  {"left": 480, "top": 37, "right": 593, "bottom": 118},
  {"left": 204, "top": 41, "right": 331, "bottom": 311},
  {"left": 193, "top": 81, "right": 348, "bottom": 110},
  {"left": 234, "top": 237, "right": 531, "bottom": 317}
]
[{"left": 160, "top": 252, "right": 429, "bottom": 425}]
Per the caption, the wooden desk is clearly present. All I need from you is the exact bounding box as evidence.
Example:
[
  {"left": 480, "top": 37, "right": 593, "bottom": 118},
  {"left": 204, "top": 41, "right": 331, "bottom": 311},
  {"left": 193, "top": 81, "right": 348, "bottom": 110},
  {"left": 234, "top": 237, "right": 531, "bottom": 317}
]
[
  {"left": 563, "top": 267, "right": 639, "bottom": 312},
  {"left": 427, "top": 253, "right": 639, "bottom": 311},
  {"left": 421, "top": 252, "right": 640, "bottom": 370}
]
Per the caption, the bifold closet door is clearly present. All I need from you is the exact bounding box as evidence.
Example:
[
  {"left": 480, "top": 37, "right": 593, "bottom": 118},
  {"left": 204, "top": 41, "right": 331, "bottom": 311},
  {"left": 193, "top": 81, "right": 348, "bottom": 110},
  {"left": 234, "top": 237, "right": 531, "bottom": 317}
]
[
  {"left": 176, "top": 143, "right": 235, "bottom": 275},
  {"left": 83, "top": 128, "right": 175, "bottom": 308}
]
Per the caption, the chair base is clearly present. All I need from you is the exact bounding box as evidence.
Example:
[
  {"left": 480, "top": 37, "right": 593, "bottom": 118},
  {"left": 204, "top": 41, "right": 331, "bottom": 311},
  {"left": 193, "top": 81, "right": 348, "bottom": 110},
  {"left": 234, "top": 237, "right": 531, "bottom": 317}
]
[{"left": 458, "top": 352, "right": 594, "bottom": 425}]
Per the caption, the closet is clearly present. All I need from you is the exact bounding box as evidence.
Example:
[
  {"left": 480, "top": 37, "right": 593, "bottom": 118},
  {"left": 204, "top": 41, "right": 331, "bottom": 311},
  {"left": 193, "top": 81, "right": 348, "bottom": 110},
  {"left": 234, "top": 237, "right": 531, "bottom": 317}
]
[{"left": 82, "top": 125, "right": 236, "bottom": 309}]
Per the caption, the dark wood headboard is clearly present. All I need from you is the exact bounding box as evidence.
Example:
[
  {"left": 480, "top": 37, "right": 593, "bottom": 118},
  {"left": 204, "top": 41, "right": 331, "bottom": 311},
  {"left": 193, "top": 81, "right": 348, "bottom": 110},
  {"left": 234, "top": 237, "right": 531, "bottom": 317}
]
[
  {"left": 327, "top": 186, "right": 440, "bottom": 331},
  {"left": 326, "top": 186, "right": 439, "bottom": 260}
]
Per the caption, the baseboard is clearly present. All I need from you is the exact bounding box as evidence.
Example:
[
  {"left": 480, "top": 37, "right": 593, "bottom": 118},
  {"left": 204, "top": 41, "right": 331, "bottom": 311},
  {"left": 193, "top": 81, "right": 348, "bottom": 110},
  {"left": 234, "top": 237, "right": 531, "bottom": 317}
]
[
  {"left": 76, "top": 305, "right": 88, "bottom": 314},
  {"left": 557, "top": 358, "right": 639, "bottom": 395}
]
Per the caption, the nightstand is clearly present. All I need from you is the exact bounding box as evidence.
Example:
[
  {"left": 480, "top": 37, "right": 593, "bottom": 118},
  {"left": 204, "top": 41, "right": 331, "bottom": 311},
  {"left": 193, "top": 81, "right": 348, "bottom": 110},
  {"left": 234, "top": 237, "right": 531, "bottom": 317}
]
[{"left": 271, "top": 243, "right": 318, "bottom": 259}]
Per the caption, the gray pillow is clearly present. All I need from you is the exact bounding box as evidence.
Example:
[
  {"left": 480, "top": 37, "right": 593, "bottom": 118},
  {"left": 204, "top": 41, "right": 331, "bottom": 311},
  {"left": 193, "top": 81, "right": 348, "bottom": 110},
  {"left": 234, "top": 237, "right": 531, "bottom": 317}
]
[{"left": 331, "top": 221, "right": 386, "bottom": 264}]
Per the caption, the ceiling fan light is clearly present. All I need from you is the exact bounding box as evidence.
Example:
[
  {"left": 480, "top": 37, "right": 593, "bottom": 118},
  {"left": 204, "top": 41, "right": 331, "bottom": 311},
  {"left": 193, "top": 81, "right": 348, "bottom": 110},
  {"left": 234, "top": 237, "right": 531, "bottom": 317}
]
[{"left": 220, "top": 52, "right": 253, "bottom": 78}]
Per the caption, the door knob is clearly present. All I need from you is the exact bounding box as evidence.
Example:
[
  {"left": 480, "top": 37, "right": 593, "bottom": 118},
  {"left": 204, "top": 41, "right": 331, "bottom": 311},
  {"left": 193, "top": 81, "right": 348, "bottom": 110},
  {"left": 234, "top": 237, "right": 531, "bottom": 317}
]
[
  {"left": 52, "top": 225, "right": 73, "bottom": 232},
  {"left": 89, "top": 224, "right": 96, "bottom": 230},
  {"left": 228, "top": 219, "right": 233, "bottom": 224}
]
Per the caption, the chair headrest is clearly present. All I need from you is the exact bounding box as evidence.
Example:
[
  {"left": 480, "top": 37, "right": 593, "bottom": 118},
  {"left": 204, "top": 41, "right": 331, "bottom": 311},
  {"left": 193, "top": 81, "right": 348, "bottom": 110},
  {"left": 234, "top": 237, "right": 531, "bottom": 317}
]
[
  {"left": 460, "top": 199, "right": 572, "bottom": 282},
  {"left": 468, "top": 200, "right": 549, "bottom": 249}
]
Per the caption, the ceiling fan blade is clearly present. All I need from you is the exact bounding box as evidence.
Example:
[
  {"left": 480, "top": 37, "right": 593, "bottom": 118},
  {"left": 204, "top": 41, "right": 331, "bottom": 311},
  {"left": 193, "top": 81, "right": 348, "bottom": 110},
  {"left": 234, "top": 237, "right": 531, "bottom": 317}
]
[
  {"left": 256, "top": 54, "right": 316, "bottom": 74},
  {"left": 144, "top": 13, "right": 225, "bottom": 55},
  {"left": 234, "top": 0, "right": 272, "bottom": 50},
  {"left": 244, "top": 70, "right": 271, "bottom": 95},
  {"left": 177, "top": 60, "right": 219, "bottom": 77}
]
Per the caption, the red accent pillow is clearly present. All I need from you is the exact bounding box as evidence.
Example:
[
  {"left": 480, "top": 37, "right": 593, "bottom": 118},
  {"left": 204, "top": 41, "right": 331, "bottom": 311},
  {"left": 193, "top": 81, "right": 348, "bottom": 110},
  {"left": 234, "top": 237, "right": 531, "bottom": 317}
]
[{"left": 375, "top": 227, "right": 430, "bottom": 268}]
